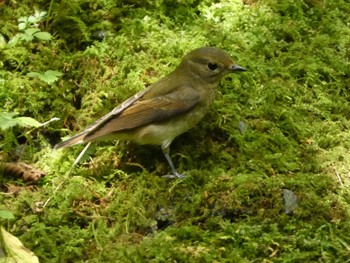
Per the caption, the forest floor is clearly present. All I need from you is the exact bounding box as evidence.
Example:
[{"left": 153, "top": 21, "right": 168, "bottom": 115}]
[{"left": 1, "top": 0, "right": 350, "bottom": 262}]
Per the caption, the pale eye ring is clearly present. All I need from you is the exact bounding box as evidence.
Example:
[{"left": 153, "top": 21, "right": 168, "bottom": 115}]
[{"left": 208, "top": 62, "right": 218, "bottom": 71}]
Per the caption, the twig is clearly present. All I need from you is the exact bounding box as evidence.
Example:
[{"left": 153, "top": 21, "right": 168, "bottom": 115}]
[
  {"left": 41, "top": 142, "right": 92, "bottom": 209},
  {"left": 332, "top": 164, "right": 343, "bottom": 187},
  {"left": 39, "top": 117, "right": 60, "bottom": 127}
]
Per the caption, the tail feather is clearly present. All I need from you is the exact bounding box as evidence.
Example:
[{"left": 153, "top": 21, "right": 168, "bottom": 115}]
[{"left": 54, "top": 131, "right": 88, "bottom": 150}]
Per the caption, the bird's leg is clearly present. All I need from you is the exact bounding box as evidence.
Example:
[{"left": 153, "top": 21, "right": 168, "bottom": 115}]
[{"left": 161, "top": 144, "right": 185, "bottom": 179}]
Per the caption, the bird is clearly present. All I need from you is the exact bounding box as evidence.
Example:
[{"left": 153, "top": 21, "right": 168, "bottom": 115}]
[{"left": 55, "top": 47, "right": 246, "bottom": 178}]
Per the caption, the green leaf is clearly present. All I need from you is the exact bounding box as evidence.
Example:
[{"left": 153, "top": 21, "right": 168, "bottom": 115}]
[
  {"left": 35, "top": 10, "right": 47, "bottom": 21},
  {"left": 0, "top": 112, "right": 19, "bottom": 130},
  {"left": 26, "top": 72, "right": 41, "bottom": 78},
  {"left": 0, "top": 227, "right": 39, "bottom": 263},
  {"left": 33, "top": 31, "right": 51, "bottom": 41},
  {"left": 0, "top": 112, "right": 17, "bottom": 119},
  {"left": 24, "top": 28, "right": 40, "bottom": 36},
  {"left": 17, "top": 17, "right": 27, "bottom": 23},
  {"left": 18, "top": 22, "right": 27, "bottom": 30},
  {"left": 27, "top": 70, "right": 63, "bottom": 84},
  {"left": 0, "top": 34, "right": 7, "bottom": 48},
  {"left": 41, "top": 70, "right": 63, "bottom": 84},
  {"left": 0, "top": 210, "right": 15, "bottom": 220},
  {"left": 18, "top": 33, "right": 34, "bottom": 42},
  {"left": 15, "top": 117, "right": 41, "bottom": 128},
  {"left": 0, "top": 112, "right": 41, "bottom": 130},
  {"left": 27, "top": 15, "right": 38, "bottom": 24},
  {"left": 45, "top": 70, "right": 63, "bottom": 77},
  {"left": 7, "top": 34, "right": 21, "bottom": 45}
]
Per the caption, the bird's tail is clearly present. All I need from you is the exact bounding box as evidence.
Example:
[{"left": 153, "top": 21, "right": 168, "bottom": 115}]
[{"left": 54, "top": 131, "right": 88, "bottom": 150}]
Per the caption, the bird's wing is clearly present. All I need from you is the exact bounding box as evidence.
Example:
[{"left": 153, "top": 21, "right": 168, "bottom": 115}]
[
  {"left": 83, "top": 86, "right": 200, "bottom": 141},
  {"left": 83, "top": 88, "right": 148, "bottom": 133},
  {"left": 54, "top": 89, "right": 147, "bottom": 149}
]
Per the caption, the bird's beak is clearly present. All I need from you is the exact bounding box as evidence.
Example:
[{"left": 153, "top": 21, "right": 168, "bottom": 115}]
[{"left": 230, "top": 64, "right": 247, "bottom": 72}]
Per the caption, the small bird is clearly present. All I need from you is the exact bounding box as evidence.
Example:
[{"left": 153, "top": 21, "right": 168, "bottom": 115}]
[{"left": 55, "top": 47, "right": 246, "bottom": 178}]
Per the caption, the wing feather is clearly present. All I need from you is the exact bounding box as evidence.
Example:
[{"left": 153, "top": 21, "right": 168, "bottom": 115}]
[
  {"left": 84, "top": 87, "right": 199, "bottom": 141},
  {"left": 54, "top": 89, "right": 147, "bottom": 149}
]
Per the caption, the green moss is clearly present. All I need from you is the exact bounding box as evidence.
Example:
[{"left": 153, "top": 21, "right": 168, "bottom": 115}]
[{"left": 1, "top": 0, "right": 350, "bottom": 262}]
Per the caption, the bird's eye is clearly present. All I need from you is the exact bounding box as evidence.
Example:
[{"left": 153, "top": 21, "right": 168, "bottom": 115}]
[{"left": 208, "top": 62, "right": 218, "bottom": 71}]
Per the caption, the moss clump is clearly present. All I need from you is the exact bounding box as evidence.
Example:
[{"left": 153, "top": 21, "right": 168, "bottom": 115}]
[{"left": 1, "top": 0, "right": 350, "bottom": 262}]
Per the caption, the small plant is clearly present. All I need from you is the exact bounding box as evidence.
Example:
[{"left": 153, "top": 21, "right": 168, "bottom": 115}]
[
  {"left": 8, "top": 10, "right": 52, "bottom": 45},
  {"left": 0, "top": 210, "right": 14, "bottom": 220},
  {"left": 0, "top": 112, "right": 42, "bottom": 155},
  {"left": 27, "top": 70, "right": 63, "bottom": 84},
  {"left": 0, "top": 112, "right": 41, "bottom": 130}
]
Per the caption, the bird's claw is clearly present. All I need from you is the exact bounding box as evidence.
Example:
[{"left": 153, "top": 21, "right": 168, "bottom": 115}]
[{"left": 162, "top": 173, "right": 186, "bottom": 179}]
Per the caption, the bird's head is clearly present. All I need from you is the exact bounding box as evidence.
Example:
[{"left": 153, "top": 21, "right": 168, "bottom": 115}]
[{"left": 178, "top": 47, "right": 246, "bottom": 84}]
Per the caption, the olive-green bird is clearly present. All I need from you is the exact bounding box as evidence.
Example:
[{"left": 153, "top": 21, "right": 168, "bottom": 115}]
[{"left": 55, "top": 47, "right": 246, "bottom": 178}]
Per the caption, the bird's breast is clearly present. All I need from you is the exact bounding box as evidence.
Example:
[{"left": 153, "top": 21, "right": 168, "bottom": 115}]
[{"left": 125, "top": 95, "right": 212, "bottom": 146}]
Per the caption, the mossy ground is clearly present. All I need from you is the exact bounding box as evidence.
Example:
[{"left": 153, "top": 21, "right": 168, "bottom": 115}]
[{"left": 1, "top": 0, "right": 350, "bottom": 262}]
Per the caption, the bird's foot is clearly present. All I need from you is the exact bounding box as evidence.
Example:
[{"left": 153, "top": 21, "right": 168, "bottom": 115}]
[{"left": 162, "top": 172, "right": 186, "bottom": 179}]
